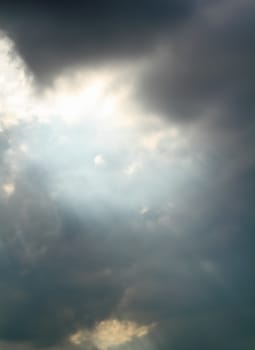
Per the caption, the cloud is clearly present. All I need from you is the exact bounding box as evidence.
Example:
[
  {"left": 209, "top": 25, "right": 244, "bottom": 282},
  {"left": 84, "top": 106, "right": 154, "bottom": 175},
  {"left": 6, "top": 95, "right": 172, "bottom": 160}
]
[
  {"left": 137, "top": 0, "right": 255, "bottom": 128},
  {"left": 0, "top": 116, "right": 255, "bottom": 350},
  {"left": 2, "top": 182, "right": 15, "bottom": 196},
  {"left": 69, "top": 319, "right": 154, "bottom": 349},
  {"left": 123, "top": 161, "right": 142, "bottom": 177},
  {"left": 0, "top": 32, "right": 32, "bottom": 127},
  {"left": 0, "top": 2, "right": 255, "bottom": 350},
  {"left": 0, "top": 0, "right": 196, "bottom": 81},
  {"left": 94, "top": 155, "right": 106, "bottom": 167}
]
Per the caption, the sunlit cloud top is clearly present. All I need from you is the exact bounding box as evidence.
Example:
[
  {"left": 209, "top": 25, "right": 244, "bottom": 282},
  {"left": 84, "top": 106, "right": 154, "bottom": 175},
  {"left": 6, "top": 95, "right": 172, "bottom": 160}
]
[{"left": 70, "top": 319, "right": 155, "bottom": 350}]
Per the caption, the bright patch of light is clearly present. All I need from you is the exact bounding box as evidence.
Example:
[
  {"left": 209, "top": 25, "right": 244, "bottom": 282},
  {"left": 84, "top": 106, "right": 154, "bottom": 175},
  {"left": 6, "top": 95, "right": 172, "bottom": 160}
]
[
  {"left": 124, "top": 162, "right": 142, "bottom": 177},
  {"left": 36, "top": 74, "right": 111, "bottom": 123},
  {"left": 2, "top": 183, "right": 15, "bottom": 197},
  {"left": 19, "top": 144, "right": 29, "bottom": 153},
  {"left": 140, "top": 206, "right": 149, "bottom": 215},
  {"left": 69, "top": 319, "right": 155, "bottom": 349},
  {"left": 94, "top": 154, "right": 106, "bottom": 166},
  {"left": 0, "top": 33, "right": 203, "bottom": 229},
  {"left": 0, "top": 31, "right": 33, "bottom": 128}
]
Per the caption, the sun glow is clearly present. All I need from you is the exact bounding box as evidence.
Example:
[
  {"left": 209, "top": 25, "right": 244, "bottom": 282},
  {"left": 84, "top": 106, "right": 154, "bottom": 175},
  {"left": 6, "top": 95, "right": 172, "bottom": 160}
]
[
  {"left": 0, "top": 31, "right": 136, "bottom": 132},
  {"left": 34, "top": 71, "right": 126, "bottom": 125},
  {"left": 0, "top": 32, "right": 199, "bottom": 232},
  {"left": 0, "top": 32, "right": 33, "bottom": 128}
]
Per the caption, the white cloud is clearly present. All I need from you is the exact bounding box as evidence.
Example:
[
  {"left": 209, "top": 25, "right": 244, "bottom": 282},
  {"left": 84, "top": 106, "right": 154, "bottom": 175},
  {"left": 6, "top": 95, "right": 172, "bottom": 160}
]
[
  {"left": 94, "top": 154, "right": 106, "bottom": 166},
  {"left": 69, "top": 319, "right": 155, "bottom": 349},
  {"left": 0, "top": 32, "right": 33, "bottom": 128},
  {"left": 19, "top": 144, "right": 29, "bottom": 153},
  {"left": 124, "top": 161, "right": 142, "bottom": 176}
]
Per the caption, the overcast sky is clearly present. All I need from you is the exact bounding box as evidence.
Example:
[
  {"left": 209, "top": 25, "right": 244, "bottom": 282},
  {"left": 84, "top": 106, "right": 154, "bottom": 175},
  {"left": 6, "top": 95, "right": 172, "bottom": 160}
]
[{"left": 0, "top": 1, "right": 255, "bottom": 349}]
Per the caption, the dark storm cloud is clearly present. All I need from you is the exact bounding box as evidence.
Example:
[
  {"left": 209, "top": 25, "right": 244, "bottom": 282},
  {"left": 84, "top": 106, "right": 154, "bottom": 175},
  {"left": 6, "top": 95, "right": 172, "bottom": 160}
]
[
  {"left": 0, "top": 0, "right": 196, "bottom": 80},
  {"left": 138, "top": 0, "right": 255, "bottom": 126},
  {"left": 116, "top": 182, "right": 255, "bottom": 349}
]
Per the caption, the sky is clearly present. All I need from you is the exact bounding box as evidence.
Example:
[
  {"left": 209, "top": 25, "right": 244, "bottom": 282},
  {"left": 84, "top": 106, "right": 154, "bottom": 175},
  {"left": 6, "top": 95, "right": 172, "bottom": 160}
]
[{"left": 0, "top": 0, "right": 255, "bottom": 349}]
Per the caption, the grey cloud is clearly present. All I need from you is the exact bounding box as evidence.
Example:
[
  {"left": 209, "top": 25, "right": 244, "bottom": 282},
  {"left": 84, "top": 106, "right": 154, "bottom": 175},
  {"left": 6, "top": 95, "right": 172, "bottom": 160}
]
[
  {"left": 138, "top": 0, "right": 255, "bottom": 126},
  {"left": 0, "top": 0, "right": 196, "bottom": 81},
  {"left": 0, "top": 115, "right": 255, "bottom": 349},
  {"left": 0, "top": 144, "right": 255, "bottom": 349}
]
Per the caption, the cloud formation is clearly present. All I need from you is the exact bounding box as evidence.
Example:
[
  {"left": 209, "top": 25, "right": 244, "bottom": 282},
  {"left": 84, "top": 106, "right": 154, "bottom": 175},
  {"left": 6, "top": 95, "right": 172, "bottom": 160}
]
[
  {"left": 138, "top": 0, "right": 255, "bottom": 127},
  {"left": 70, "top": 319, "right": 154, "bottom": 349},
  {"left": 0, "top": 1, "right": 255, "bottom": 350},
  {"left": 0, "top": 0, "right": 196, "bottom": 80}
]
